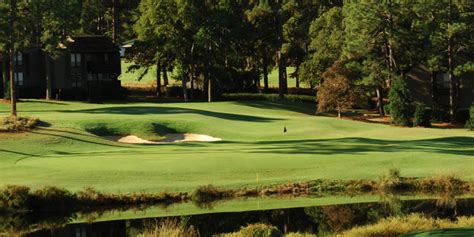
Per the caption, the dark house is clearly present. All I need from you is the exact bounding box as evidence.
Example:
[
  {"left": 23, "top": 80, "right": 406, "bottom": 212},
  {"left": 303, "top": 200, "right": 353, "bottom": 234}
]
[
  {"left": 0, "top": 35, "right": 125, "bottom": 100},
  {"left": 406, "top": 64, "right": 474, "bottom": 119}
]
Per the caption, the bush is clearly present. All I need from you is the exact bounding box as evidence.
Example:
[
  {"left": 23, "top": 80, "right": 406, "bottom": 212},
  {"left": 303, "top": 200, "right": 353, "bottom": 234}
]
[
  {"left": 221, "top": 93, "right": 315, "bottom": 103},
  {"left": 191, "top": 185, "right": 229, "bottom": 204},
  {"left": 31, "top": 186, "right": 76, "bottom": 210},
  {"left": 222, "top": 223, "right": 281, "bottom": 237},
  {"left": 378, "top": 168, "right": 403, "bottom": 192},
  {"left": 456, "top": 108, "right": 470, "bottom": 124},
  {"left": 0, "top": 116, "right": 39, "bottom": 132},
  {"left": 0, "top": 185, "right": 31, "bottom": 211},
  {"left": 384, "top": 104, "right": 391, "bottom": 115},
  {"left": 413, "top": 103, "right": 432, "bottom": 127},
  {"left": 388, "top": 77, "right": 413, "bottom": 127},
  {"left": 417, "top": 174, "right": 468, "bottom": 193},
  {"left": 466, "top": 106, "right": 474, "bottom": 130},
  {"left": 432, "top": 106, "right": 450, "bottom": 122}
]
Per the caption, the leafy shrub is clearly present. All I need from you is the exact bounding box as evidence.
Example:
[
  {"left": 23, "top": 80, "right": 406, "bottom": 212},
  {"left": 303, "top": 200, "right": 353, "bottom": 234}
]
[
  {"left": 384, "top": 104, "right": 391, "bottom": 115},
  {"left": 221, "top": 93, "right": 315, "bottom": 103},
  {"left": 378, "top": 168, "right": 403, "bottom": 192},
  {"left": 222, "top": 223, "right": 281, "bottom": 237},
  {"left": 456, "top": 108, "right": 470, "bottom": 124},
  {"left": 466, "top": 106, "right": 474, "bottom": 130},
  {"left": 165, "top": 86, "right": 185, "bottom": 97},
  {"left": 417, "top": 174, "right": 469, "bottom": 193},
  {"left": 432, "top": 106, "right": 450, "bottom": 122},
  {"left": 31, "top": 186, "right": 76, "bottom": 210},
  {"left": 388, "top": 77, "right": 413, "bottom": 127},
  {"left": 413, "top": 103, "right": 432, "bottom": 127},
  {"left": 0, "top": 116, "right": 39, "bottom": 132},
  {"left": 0, "top": 185, "right": 31, "bottom": 211},
  {"left": 191, "top": 185, "right": 228, "bottom": 204}
]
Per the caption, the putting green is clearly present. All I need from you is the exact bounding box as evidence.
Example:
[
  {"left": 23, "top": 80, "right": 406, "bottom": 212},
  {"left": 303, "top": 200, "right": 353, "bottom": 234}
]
[{"left": 0, "top": 100, "right": 473, "bottom": 193}]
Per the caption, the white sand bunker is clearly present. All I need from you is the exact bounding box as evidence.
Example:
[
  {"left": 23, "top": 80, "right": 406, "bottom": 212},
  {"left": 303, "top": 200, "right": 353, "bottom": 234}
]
[{"left": 107, "top": 133, "right": 222, "bottom": 144}]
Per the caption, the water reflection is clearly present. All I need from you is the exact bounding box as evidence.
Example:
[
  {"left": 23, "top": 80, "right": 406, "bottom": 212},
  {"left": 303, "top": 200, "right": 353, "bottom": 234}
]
[{"left": 1, "top": 195, "right": 472, "bottom": 236}]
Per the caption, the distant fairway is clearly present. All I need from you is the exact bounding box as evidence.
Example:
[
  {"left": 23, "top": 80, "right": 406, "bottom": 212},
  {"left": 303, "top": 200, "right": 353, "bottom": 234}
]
[
  {"left": 120, "top": 60, "right": 303, "bottom": 88},
  {"left": 0, "top": 100, "right": 473, "bottom": 193}
]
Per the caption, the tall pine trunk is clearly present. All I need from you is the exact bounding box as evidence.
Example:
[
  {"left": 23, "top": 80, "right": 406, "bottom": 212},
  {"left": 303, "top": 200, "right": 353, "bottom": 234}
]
[
  {"left": 1, "top": 60, "right": 6, "bottom": 99},
  {"left": 162, "top": 65, "right": 168, "bottom": 86},
  {"left": 156, "top": 62, "right": 161, "bottom": 97},
  {"left": 295, "top": 64, "right": 300, "bottom": 88},
  {"left": 263, "top": 62, "right": 269, "bottom": 93},
  {"left": 190, "top": 73, "right": 194, "bottom": 101},
  {"left": 448, "top": 0, "right": 457, "bottom": 124},
  {"left": 111, "top": 0, "right": 118, "bottom": 44},
  {"left": 208, "top": 75, "right": 212, "bottom": 103},
  {"left": 9, "top": 0, "right": 17, "bottom": 116},
  {"left": 430, "top": 71, "right": 437, "bottom": 111},
  {"left": 376, "top": 88, "right": 385, "bottom": 116},
  {"left": 45, "top": 54, "right": 52, "bottom": 100},
  {"left": 276, "top": 0, "right": 287, "bottom": 99},
  {"left": 182, "top": 70, "right": 188, "bottom": 102}
]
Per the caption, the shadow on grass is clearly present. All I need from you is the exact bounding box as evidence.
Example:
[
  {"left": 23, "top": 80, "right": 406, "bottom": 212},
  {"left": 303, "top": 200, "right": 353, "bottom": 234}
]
[
  {"left": 20, "top": 99, "right": 69, "bottom": 105},
  {"left": 236, "top": 136, "right": 474, "bottom": 156},
  {"left": 59, "top": 106, "right": 282, "bottom": 122},
  {"left": 28, "top": 128, "right": 126, "bottom": 148},
  {"left": 0, "top": 149, "right": 36, "bottom": 157},
  {"left": 230, "top": 100, "right": 316, "bottom": 115}
]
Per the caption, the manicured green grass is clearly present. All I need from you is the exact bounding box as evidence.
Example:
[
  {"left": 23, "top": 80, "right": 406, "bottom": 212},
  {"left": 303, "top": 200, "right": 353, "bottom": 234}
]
[{"left": 0, "top": 100, "right": 473, "bottom": 193}]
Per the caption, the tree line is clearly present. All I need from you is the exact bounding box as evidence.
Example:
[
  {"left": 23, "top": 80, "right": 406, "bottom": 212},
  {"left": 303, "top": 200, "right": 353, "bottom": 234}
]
[{"left": 1, "top": 0, "right": 473, "bottom": 125}]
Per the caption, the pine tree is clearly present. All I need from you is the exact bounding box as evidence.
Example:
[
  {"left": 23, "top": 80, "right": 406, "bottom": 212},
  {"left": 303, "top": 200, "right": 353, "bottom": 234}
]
[{"left": 388, "top": 77, "right": 413, "bottom": 127}]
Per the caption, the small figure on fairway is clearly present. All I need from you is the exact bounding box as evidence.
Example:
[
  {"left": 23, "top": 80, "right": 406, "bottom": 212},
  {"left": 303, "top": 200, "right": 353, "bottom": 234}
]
[{"left": 284, "top": 126, "right": 287, "bottom": 133}]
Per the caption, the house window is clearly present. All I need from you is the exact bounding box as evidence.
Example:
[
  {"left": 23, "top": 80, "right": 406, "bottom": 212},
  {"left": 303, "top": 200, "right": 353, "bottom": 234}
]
[
  {"left": 14, "top": 72, "right": 24, "bottom": 86},
  {"left": 435, "top": 72, "right": 450, "bottom": 89},
  {"left": 100, "top": 73, "right": 111, "bottom": 81},
  {"left": 14, "top": 52, "right": 23, "bottom": 66},
  {"left": 88, "top": 73, "right": 111, "bottom": 81},
  {"left": 71, "top": 53, "right": 81, "bottom": 67},
  {"left": 71, "top": 72, "right": 82, "bottom": 87}
]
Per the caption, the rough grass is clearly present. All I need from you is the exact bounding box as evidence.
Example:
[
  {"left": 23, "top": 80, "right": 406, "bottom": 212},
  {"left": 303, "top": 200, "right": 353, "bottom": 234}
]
[
  {"left": 139, "top": 218, "right": 198, "bottom": 237},
  {"left": 219, "top": 223, "right": 281, "bottom": 237},
  {"left": 341, "top": 214, "right": 474, "bottom": 237},
  {"left": 0, "top": 100, "right": 473, "bottom": 193}
]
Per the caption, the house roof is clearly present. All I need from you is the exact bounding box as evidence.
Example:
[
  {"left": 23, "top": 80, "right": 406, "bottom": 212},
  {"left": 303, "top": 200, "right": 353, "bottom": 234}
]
[{"left": 64, "top": 36, "right": 120, "bottom": 53}]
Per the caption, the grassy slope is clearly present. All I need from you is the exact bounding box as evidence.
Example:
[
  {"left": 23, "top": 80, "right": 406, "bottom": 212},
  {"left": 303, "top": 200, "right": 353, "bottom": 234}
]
[
  {"left": 0, "top": 100, "right": 473, "bottom": 193},
  {"left": 119, "top": 61, "right": 302, "bottom": 88}
]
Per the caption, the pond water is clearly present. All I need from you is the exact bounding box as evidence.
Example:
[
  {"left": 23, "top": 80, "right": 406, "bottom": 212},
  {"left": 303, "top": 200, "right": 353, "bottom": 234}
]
[{"left": 2, "top": 195, "right": 473, "bottom": 236}]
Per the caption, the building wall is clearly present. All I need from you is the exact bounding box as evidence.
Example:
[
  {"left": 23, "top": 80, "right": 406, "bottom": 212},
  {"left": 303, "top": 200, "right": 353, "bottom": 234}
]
[
  {"left": 459, "top": 72, "right": 474, "bottom": 108},
  {"left": 407, "top": 65, "right": 473, "bottom": 109},
  {"left": 406, "top": 65, "right": 433, "bottom": 106}
]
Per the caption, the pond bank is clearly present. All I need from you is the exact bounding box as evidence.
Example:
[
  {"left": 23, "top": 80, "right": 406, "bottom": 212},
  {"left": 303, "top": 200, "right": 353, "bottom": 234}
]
[{"left": 1, "top": 172, "right": 472, "bottom": 213}]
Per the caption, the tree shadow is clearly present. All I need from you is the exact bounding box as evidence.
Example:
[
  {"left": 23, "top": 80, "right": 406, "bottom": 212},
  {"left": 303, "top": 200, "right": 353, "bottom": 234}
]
[
  {"left": 28, "top": 129, "right": 126, "bottom": 148},
  {"left": 224, "top": 136, "right": 474, "bottom": 157},
  {"left": 230, "top": 101, "right": 316, "bottom": 115},
  {"left": 21, "top": 99, "right": 69, "bottom": 105},
  {"left": 60, "top": 106, "right": 281, "bottom": 122}
]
